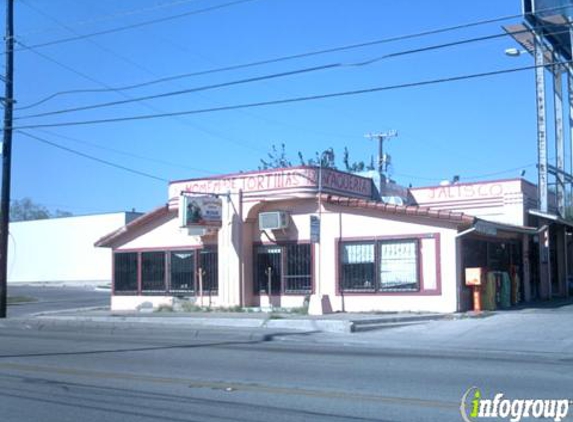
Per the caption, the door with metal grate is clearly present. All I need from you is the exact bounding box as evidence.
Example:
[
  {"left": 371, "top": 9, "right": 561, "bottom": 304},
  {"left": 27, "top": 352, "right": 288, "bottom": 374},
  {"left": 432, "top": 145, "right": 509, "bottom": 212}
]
[
  {"left": 199, "top": 248, "right": 218, "bottom": 294},
  {"left": 255, "top": 246, "right": 282, "bottom": 295}
]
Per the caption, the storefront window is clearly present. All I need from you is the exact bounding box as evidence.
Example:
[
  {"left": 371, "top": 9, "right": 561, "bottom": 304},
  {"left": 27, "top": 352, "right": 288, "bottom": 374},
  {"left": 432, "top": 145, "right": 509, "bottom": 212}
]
[
  {"left": 170, "top": 251, "right": 195, "bottom": 293},
  {"left": 113, "top": 248, "right": 217, "bottom": 296},
  {"left": 141, "top": 252, "right": 166, "bottom": 294},
  {"left": 340, "top": 239, "right": 420, "bottom": 293},
  {"left": 379, "top": 240, "right": 418, "bottom": 292},
  {"left": 340, "top": 243, "right": 376, "bottom": 292},
  {"left": 114, "top": 253, "right": 138, "bottom": 294}
]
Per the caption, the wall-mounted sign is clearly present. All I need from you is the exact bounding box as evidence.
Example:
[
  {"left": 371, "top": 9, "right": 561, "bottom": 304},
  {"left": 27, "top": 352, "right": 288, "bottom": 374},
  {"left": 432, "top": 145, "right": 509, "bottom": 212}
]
[
  {"left": 310, "top": 215, "right": 320, "bottom": 243},
  {"left": 169, "top": 167, "right": 373, "bottom": 201},
  {"left": 465, "top": 267, "right": 484, "bottom": 286},
  {"left": 179, "top": 195, "right": 222, "bottom": 227}
]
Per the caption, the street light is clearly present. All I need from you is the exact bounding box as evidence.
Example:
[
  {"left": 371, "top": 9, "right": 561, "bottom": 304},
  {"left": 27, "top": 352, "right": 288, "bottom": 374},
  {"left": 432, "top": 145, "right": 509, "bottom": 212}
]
[
  {"left": 310, "top": 148, "right": 335, "bottom": 315},
  {"left": 504, "top": 47, "right": 527, "bottom": 57}
]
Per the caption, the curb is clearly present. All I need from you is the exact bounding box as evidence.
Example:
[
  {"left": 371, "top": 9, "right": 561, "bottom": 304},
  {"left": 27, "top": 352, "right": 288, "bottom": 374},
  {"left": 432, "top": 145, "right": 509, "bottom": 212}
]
[
  {"left": 7, "top": 317, "right": 274, "bottom": 343},
  {"left": 29, "top": 306, "right": 111, "bottom": 317},
  {"left": 20, "top": 312, "right": 456, "bottom": 334}
]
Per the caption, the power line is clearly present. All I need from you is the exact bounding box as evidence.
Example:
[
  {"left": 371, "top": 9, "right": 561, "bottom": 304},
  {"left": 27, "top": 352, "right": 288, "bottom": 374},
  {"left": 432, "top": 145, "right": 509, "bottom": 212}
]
[
  {"left": 15, "top": 3, "right": 571, "bottom": 57},
  {"left": 464, "top": 163, "right": 539, "bottom": 180},
  {"left": 17, "top": 131, "right": 169, "bottom": 183},
  {"left": 15, "top": 5, "right": 272, "bottom": 154},
  {"left": 32, "top": 128, "right": 217, "bottom": 175},
  {"left": 7, "top": 3, "right": 562, "bottom": 62},
  {"left": 18, "top": 0, "right": 203, "bottom": 38},
  {"left": 12, "top": 60, "right": 572, "bottom": 131},
  {"left": 18, "top": 0, "right": 260, "bottom": 51},
  {"left": 15, "top": 40, "right": 267, "bottom": 153},
  {"left": 394, "top": 163, "right": 539, "bottom": 183},
  {"left": 16, "top": 40, "right": 124, "bottom": 94},
  {"left": 17, "top": 24, "right": 563, "bottom": 113},
  {"left": 15, "top": 64, "right": 340, "bottom": 119}
]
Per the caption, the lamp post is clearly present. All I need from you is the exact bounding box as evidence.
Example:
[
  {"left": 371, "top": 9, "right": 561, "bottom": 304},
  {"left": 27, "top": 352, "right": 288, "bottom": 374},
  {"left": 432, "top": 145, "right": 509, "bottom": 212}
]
[{"left": 309, "top": 149, "right": 334, "bottom": 315}]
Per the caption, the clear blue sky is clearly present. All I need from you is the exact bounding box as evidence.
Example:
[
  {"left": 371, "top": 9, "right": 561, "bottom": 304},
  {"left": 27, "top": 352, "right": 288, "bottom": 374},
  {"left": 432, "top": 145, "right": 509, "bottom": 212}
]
[{"left": 3, "top": 0, "right": 560, "bottom": 214}]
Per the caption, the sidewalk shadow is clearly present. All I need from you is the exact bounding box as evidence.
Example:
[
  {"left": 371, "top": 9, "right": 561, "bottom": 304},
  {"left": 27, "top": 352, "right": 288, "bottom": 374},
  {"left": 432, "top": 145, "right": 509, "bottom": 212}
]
[{"left": 0, "top": 330, "right": 321, "bottom": 359}]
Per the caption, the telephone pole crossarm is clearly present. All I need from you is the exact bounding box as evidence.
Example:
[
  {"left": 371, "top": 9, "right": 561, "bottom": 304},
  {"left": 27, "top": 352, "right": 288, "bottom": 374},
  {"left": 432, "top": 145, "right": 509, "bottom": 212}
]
[{"left": 365, "top": 130, "right": 398, "bottom": 197}]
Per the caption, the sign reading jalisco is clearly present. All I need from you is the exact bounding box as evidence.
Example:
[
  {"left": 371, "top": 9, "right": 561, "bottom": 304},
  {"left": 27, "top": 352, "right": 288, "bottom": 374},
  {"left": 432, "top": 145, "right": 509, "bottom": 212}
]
[
  {"left": 411, "top": 181, "right": 507, "bottom": 204},
  {"left": 169, "top": 167, "right": 373, "bottom": 199}
]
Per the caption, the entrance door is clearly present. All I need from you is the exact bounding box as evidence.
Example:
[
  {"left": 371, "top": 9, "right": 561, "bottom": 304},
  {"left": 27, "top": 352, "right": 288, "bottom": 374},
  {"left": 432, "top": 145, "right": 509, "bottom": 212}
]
[{"left": 255, "top": 246, "right": 282, "bottom": 295}]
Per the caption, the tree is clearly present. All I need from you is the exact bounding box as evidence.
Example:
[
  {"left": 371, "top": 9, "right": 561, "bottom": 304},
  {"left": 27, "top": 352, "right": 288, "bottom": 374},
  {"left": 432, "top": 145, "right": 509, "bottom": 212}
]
[
  {"left": 260, "top": 144, "right": 366, "bottom": 172},
  {"left": 298, "top": 147, "right": 336, "bottom": 168},
  {"left": 53, "top": 209, "right": 73, "bottom": 218},
  {"left": 9, "top": 198, "right": 72, "bottom": 222},
  {"left": 259, "top": 143, "right": 292, "bottom": 170}
]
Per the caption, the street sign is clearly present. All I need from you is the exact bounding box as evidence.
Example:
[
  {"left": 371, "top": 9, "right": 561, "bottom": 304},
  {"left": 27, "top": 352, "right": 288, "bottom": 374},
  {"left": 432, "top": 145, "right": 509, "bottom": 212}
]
[{"left": 310, "top": 215, "right": 320, "bottom": 243}]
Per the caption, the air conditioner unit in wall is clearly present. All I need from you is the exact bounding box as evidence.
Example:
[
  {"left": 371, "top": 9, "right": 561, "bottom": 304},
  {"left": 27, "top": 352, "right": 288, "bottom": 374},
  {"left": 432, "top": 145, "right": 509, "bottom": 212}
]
[{"left": 258, "top": 211, "right": 289, "bottom": 230}]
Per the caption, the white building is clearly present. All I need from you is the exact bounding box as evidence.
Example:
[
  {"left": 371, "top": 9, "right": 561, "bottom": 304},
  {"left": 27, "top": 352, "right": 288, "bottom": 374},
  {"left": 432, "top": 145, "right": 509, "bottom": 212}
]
[
  {"left": 8, "top": 212, "right": 141, "bottom": 285},
  {"left": 95, "top": 167, "right": 566, "bottom": 314}
]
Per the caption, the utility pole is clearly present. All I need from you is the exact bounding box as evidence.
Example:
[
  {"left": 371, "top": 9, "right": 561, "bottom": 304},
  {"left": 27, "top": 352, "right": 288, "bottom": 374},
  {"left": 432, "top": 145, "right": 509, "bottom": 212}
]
[
  {"left": 0, "top": 0, "right": 14, "bottom": 318},
  {"left": 365, "top": 130, "right": 397, "bottom": 196}
]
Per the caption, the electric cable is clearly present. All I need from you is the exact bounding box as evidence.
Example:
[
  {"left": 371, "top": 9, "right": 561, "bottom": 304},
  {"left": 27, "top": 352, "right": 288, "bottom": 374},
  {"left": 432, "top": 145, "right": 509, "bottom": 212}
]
[
  {"left": 11, "top": 60, "right": 573, "bottom": 131},
  {"left": 16, "top": 19, "right": 570, "bottom": 111},
  {"left": 18, "top": 0, "right": 260, "bottom": 51},
  {"left": 15, "top": 40, "right": 268, "bottom": 153},
  {"left": 14, "top": 3, "right": 570, "bottom": 55},
  {"left": 17, "top": 130, "right": 169, "bottom": 182},
  {"left": 18, "top": 0, "right": 204, "bottom": 38},
  {"left": 33, "top": 128, "right": 217, "bottom": 174}
]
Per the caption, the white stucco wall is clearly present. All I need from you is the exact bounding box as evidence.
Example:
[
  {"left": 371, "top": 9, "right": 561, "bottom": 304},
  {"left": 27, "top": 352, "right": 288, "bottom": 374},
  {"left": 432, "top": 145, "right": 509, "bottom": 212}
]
[
  {"left": 253, "top": 199, "right": 460, "bottom": 313},
  {"left": 115, "top": 211, "right": 209, "bottom": 251},
  {"left": 409, "top": 179, "right": 536, "bottom": 226},
  {"left": 106, "top": 195, "right": 462, "bottom": 313},
  {"left": 8, "top": 212, "right": 140, "bottom": 284}
]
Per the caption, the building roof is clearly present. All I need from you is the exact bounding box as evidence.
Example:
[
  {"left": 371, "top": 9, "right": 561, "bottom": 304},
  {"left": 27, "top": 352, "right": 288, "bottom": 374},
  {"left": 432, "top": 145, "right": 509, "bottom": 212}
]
[
  {"left": 323, "top": 194, "right": 476, "bottom": 226},
  {"left": 94, "top": 204, "right": 170, "bottom": 248}
]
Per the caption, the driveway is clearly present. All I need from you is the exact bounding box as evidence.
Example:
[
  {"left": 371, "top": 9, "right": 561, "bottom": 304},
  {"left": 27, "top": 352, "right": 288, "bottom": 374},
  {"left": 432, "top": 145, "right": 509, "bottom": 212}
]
[{"left": 7, "top": 284, "right": 110, "bottom": 318}]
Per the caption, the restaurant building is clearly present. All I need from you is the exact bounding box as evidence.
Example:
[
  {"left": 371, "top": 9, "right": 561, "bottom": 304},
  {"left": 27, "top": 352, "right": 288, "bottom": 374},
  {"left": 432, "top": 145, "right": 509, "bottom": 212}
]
[{"left": 96, "top": 167, "right": 570, "bottom": 314}]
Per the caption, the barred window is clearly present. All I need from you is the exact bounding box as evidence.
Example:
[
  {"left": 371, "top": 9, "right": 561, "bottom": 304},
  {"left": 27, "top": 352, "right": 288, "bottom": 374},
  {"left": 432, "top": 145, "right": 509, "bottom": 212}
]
[
  {"left": 113, "top": 248, "right": 218, "bottom": 296},
  {"left": 114, "top": 253, "right": 138, "bottom": 294},
  {"left": 284, "top": 244, "right": 312, "bottom": 293},
  {"left": 340, "top": 243, "right": 375, "bottom": 292},
  {"left": 141, "top": 252, "right": 166, "bottom": 294},
  {"left": 170, "top": 251, "right": 195, "bottom": 293},
  {"left": 340, "top": 239, "right": 420, "bottom": 293}
]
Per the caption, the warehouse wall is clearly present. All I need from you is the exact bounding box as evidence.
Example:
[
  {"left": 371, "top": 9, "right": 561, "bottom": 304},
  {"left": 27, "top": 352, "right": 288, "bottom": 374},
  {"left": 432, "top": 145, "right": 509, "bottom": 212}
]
[{"left": 8, "top": 212, "right": 141, "bottom": 284}]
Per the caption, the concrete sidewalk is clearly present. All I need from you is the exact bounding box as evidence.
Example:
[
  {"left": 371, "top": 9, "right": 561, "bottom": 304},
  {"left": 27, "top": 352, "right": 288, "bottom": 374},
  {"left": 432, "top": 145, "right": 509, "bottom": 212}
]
[
  {"left": 2, "top": 301, "right": 572, "bottom": 361},
  {"left": 296, "top": 307, "right": 573, "bottom": 358}
]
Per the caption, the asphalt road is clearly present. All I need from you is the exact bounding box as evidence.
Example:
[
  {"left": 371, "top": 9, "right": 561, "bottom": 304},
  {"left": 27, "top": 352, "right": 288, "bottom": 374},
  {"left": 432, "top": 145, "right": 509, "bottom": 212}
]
[
  {"left": 7, "top": 285, "right": 109, "bottom": 317},
  {"left": 0, "top": 323, "right": 571, "bottom": 422}
]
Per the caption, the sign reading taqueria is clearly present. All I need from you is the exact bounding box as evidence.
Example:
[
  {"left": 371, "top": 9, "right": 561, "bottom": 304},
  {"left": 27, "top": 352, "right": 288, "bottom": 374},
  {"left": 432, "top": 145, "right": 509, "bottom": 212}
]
[{"left": 169, "top": 167, "right": 373, "bottom": 199}]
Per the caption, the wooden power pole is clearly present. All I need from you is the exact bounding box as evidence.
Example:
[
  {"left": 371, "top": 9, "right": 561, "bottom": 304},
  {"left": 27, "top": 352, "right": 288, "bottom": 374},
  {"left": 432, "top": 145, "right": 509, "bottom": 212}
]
[{"left": 0, "top": 0, "right": 15, "bottom": 318}]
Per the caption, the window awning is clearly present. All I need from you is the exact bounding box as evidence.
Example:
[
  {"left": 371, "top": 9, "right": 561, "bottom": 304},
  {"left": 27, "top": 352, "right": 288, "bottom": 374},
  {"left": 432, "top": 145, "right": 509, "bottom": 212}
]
[
  {"left": 529, "top": 209, "right": 573, "bottom": 229},
  {"left": 457, "top": 219, "right": 539, "bottom": 238}
]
